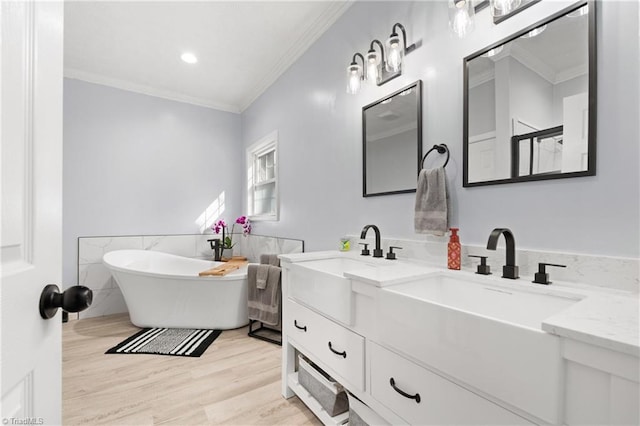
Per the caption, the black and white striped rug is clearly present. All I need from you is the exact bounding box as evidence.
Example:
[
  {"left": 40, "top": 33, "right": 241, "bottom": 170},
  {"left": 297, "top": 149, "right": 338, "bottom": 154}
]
[{"left": 105, "top": 328, "right": 222, "bottom": 357}]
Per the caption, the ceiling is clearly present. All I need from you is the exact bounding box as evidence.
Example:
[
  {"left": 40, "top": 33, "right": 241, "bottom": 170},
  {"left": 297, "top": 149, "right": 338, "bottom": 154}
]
[
  {"left": 64, "top": 1, "right": 352, "bottom": 113},
  {"left": 468, "top": 8, "right": 589, "bottom": 87}
]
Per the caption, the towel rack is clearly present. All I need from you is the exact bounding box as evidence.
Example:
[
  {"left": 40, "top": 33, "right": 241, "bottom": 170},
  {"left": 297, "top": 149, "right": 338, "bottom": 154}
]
[{"left": 421, "top": 144, "right": 449, "bottom": 169}]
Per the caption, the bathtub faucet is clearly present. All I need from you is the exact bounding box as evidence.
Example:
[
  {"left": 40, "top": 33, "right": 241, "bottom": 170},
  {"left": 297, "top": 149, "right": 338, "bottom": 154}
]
[{"left": 208, "top": 238, "right": 223, "bottom": 262}]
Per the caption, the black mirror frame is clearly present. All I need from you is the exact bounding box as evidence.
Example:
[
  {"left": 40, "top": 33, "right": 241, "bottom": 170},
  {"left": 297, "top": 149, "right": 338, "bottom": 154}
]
[
  {"left": 362, "top": 80, "right": 423, "bottom": 197},
  {"left": 462, "top": 0, "right": 597, "bottom": 188}
]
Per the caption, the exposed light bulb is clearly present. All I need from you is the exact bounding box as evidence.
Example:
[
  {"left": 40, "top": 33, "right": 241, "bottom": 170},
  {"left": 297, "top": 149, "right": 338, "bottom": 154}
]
[
  {"left": 490, "top": 0, "right": 521, "bottom": 17},
  {"left": 180, "top": 52, "right": 198, "bottom": 64},
  {"left": 346, "top": 63, "right": 362, "bottom": 95},
  {"left": 449, "top": 0, "right": 475, "bottom": 38},
  {"left": 386, "top": 35, "right": 403, "bottom": 72},
  {"left": 366, "top": 51, "right": 380, "bottom": 85}
]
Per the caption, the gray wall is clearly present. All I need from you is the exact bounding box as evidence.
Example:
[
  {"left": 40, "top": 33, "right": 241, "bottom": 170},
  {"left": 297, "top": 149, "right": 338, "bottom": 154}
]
[
  {"left": 241, "top": 0, "right": 639, "bottom": 257},
  {"left": 63, "top": 79, "right": 242, "bottom": 286},
  {"left": 469, "top": 79, "right": 496, "bottom": 137}
]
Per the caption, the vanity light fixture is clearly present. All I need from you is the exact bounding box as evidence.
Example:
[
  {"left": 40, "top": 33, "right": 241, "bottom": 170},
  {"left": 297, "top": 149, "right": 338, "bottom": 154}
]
[
  {"left": 181, "top": 52, "right": 198, "bottom": 64},
  {"left": 450, "top": 0, "right": 538, "bottom": 38},
  {"left": 346, "top": 23, "right": 418, "bottom": 94}
]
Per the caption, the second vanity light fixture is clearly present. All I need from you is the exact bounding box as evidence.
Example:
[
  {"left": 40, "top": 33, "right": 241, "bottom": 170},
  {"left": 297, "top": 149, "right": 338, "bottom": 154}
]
[
  {"left": 346, "top": 23, "right": 418, "bottom": 95},
  {"left": 449, "top": 0, "right": 526, "bottom": 38}
]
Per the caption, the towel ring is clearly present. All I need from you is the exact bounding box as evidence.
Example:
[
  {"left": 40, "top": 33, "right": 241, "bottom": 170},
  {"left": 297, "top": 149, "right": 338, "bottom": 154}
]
[{"left": 421, "top": 144, "right": 449, "bottom": 169}]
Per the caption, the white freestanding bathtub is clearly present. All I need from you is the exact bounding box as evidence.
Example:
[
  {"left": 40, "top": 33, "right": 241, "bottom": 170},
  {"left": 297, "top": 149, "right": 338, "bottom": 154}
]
[{"left": 103, "top": 249, "right": 248, "bottom": 329}]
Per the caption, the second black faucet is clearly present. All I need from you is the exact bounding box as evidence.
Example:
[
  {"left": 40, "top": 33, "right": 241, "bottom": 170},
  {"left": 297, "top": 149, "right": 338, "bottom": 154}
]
[
  {"left": 360, "top": 224, "right": 383, "bottom": 258},
  {"left": 486, "top": 228, "right": 519, "bottom": 279}
]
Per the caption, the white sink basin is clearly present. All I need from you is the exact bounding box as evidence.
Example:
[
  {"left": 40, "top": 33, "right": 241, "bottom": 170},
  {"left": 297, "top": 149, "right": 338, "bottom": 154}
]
[
  {"left": 298, "top": 257, "right": 381, "bottom": 277},
  {"left": 287, "top": 256, "right": 383, "bottom": 325},
  {"left": 389, "top": 274, "right": 581, "bottom": 329},
  {"left": 377, "top": 273, "right": 583, "bottom": 424}
]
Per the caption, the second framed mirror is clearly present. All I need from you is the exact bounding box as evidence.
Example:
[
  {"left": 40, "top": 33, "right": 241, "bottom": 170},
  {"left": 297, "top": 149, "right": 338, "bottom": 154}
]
[{"left": 363, "top": 80, "right": 423, "bottom": 197}]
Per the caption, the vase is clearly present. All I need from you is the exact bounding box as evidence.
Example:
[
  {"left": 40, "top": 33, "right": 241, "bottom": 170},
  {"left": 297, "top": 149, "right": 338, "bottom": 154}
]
[{"left": 222, "top": 247, "right": 234, "bottom": 259}]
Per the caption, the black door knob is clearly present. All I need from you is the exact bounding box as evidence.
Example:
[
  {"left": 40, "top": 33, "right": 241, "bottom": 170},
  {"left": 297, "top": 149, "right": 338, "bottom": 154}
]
[{"left": 39, "top": 284, "right": 93, "bottom": 319}]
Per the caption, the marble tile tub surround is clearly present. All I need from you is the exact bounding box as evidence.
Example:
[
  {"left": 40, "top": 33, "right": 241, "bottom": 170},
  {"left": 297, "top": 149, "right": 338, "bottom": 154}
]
[
  {"left": 77, "top": 233, "right": 303, "bottom": 319},
  {"left": 347, "top": 234, "right": 639, "bottom": 294}
]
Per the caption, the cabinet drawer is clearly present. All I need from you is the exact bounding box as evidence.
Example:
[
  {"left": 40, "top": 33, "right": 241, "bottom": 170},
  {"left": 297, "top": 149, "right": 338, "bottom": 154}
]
[
  {"left": 370, "top": 342, "right": 532, "bottom": 425},
  {"left": 286, "top": 299, "right": 365, "bottom": 390}
]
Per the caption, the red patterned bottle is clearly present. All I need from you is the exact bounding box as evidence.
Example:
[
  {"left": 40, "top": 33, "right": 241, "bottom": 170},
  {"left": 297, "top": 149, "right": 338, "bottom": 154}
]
[{"left": 448, "top": 228, "right": 461, "bottom": 270}]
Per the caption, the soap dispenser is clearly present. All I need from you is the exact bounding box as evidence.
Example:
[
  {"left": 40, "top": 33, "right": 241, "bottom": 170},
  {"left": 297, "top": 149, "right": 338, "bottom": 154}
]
[{"left": 448, "top": 228, "right": 461, "bottom": 270}]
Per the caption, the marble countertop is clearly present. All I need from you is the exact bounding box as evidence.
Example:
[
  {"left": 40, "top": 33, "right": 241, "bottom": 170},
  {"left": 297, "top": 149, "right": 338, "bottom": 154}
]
[
  {"left": 542, "top": 294, "right": 639, "bottom": 357},
  {"left": 280, "top": 250, "right": 640, "bottom": 357}
]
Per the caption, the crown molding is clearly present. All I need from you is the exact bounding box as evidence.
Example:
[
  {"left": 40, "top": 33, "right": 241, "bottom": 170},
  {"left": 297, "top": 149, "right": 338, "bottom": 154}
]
[
  {"left": 237, "top": 1, "right": 354, "bottom": 112},
  {"left": 64, "top": 68, "right": 241, "bottom": 113},
  {"left": 555, "top": 64, "right": 587, "bottom": 84},
  {"left": 368, "top": 123, "right": 417, "bottom": 142},
  {"left": 510, "top": 44, "right": 556, "bottom": 84}
]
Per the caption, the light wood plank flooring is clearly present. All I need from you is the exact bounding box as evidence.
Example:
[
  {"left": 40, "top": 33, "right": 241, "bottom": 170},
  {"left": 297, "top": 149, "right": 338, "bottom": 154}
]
[{"left": 63, "top": 314, "right": 321, "bottom": 425}]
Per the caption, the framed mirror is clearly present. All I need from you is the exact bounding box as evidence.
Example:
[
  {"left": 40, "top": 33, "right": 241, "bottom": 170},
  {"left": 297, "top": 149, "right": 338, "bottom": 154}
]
[
  {"left": 463, "top": 0, "right": 596, "bottom": 187},
  {"left": 363, "top": 80, "right": 422, "bottom": 197}
]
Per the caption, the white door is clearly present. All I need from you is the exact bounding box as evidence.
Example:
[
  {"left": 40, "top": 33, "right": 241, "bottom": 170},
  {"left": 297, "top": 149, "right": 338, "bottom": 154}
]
[
  {"left": 468, "top": 132, "right": 497, "bottom": 182},
  {"left": 561, "top": 92, "right": 589, "bottom": 173},
  {"left": 1, "top": 1, "right": 64, "bottom": 424}
]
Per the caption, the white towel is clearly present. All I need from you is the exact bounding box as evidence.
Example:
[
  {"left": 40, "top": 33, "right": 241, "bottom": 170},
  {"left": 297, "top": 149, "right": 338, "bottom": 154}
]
[{"left": 414, "top": 167, "right": 448, "bottom": 236}]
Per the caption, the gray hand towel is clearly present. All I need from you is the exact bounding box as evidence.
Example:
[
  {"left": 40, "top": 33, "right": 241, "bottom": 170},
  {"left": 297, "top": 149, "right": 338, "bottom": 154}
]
[
  {"left": 248, "top": 265, "right": 281, "bottom": 326},
  {"left": 260, "top": 254, "right": 280, "bottom": 267},
  {"left": 255, "top": 264, "right": 269, "bottom": 289},
  {"left": 414, "top": 167, "right": 448, "bottom": 236}
]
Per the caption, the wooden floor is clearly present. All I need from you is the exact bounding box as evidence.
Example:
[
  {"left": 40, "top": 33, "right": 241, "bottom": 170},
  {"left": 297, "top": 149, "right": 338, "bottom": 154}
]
[{"left": 63, "top": 314, "right": 321, "bottom": 425}]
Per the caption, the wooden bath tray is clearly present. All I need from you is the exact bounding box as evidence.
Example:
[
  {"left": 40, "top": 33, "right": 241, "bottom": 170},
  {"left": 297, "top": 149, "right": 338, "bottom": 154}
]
[{"left": 199, "top": 259, "right": 248, "bottom": 277}]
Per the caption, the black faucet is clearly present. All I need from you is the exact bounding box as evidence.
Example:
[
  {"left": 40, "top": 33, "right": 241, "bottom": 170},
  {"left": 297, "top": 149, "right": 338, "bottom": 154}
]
[
  {"left": 486, "top": 228, "right": 519, "bottom": 279},
  {"left": 207, "top": 238, "right": 223, "bottom": 262},
  {"left": 360, "top": 224, "right": 383, "bottom": 258}
]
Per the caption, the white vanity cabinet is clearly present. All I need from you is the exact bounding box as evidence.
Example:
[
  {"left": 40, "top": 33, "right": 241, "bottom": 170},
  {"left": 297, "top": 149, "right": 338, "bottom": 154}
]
[
  {"left": 369, "top": 342, "right": 533, "bottom": 425},
  {"left": 281, "top": 257, "right": 539, "bottom": 425},
  {"left": 562, "top": 339, "right": 639, "bottom": 425},
  {"left": 285, "top": 299, "right": 365, "bottom": 391},
  {"left": 280, "top": 253, "right": 640, "bottom": 426}
]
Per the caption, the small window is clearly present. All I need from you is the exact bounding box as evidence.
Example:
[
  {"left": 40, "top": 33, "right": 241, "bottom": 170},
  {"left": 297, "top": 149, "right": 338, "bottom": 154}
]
[{"left": 247, "top": 131, "right": 279, "bottom": 221}]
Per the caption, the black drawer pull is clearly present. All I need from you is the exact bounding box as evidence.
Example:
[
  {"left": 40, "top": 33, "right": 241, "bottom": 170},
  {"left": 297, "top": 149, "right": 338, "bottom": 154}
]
[
  {"left": 390, "top": 378, "right": 421, "bottom": 403},
  {"left": 328, "top": 341, "right": 347, "bottom": 358},
  {"left": 294, "top": 320, "right": 307, "bottom": 332}
]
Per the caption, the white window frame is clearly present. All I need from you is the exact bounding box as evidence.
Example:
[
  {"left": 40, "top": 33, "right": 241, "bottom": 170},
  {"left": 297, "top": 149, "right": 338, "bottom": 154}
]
[{"left": 246, "top": 131, "right": 279, "bottom": 221}]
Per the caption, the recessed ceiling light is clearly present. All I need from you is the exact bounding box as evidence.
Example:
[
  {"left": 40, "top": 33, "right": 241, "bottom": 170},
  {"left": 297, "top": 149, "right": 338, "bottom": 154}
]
[
  {"left": 482, "top": 45, "right": 504, "bottom": 58},
  {"left": 520, "top": 24, "right": 547, "bottom": 39},
  {"left": 181, "top": 52, "right": 198, "bottom": 64},
  {"left": 567, "top": 5, "right": 588, "bottom": 17}
]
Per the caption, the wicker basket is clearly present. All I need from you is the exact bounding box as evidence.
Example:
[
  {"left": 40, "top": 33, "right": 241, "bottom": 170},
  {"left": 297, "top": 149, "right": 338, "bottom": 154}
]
[{"left": 297, "top": 355, "right": 348, "bottom": 417}]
